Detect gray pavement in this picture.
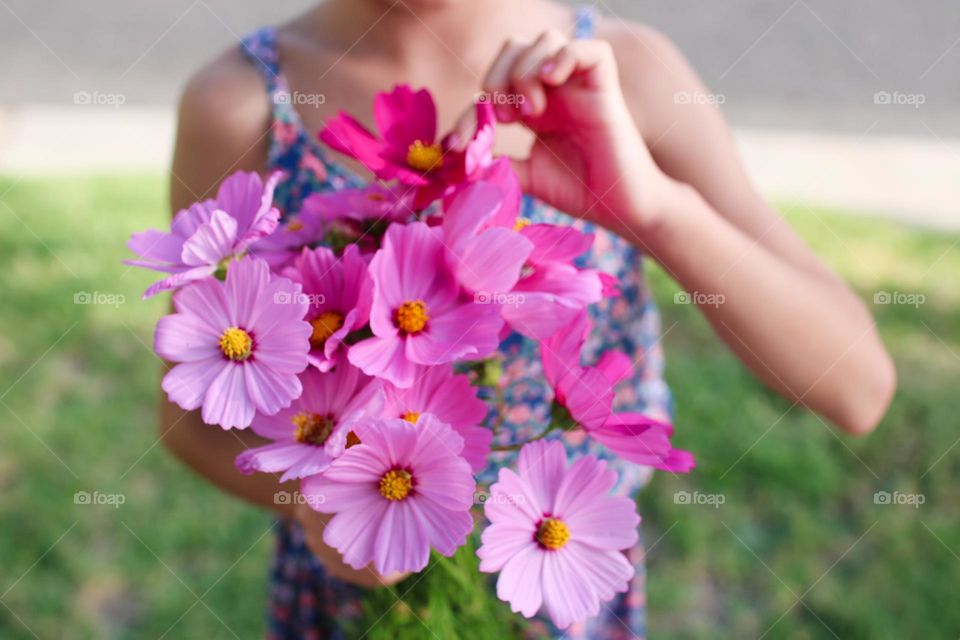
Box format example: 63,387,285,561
1,0,959,136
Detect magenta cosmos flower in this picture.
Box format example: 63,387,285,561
283,245,373,372
320,86,449,193
348,221,503,388
381,364,492,472
541,313,695,473
320,86,493,208
301,414,476,575
154,257,311,429
127,171,282,298
235,364,383,481
503,224,603,341
477,440,640,629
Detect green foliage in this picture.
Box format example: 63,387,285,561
0,176,957,638
348,537,532,640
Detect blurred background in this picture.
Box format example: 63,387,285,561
1,1,958,638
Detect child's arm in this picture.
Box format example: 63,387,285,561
484,28,895,435
161,50,404,588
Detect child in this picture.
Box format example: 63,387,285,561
162,1,895,637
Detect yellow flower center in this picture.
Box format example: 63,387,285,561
310,311,345,348
406,140,443,172
513,217,532,231
536,518,571,550
286,219,305,232
345,430,362,448
395,300,429,334
218,327,253,361
379,469,413,501
292,412,335,446
401,411,420,424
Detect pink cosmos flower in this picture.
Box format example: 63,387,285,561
250,212,326,273
348,221,503,388
477,440,640,629
301,414,476,574
541,313,694,472
154,257,311,429
381,364,492,472
235,364,383,481
503,224,603,341
442,182,532,298
127,171,282,298
283,245,373,372
300,183,415,226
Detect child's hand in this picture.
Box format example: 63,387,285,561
481,30,680,236
295,502,408,588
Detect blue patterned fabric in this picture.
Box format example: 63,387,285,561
241,9,667,638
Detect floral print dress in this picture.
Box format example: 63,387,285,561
240,7,669,639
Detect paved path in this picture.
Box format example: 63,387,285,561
1,0,959,136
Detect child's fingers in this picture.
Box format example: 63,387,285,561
448,102,478,152
509,30,568,118
540,39,618,88
482,39,528,123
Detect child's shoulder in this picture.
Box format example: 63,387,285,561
174,45,273,182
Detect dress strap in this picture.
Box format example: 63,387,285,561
239,27,302,127
239,27,281,90
573,5,599,39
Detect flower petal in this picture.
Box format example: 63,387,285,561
180,209,238,267
201,363,255,429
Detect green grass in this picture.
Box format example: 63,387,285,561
0,175,957,639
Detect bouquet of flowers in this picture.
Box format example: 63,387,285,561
126,85,694,629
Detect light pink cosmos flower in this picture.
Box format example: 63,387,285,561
541,313,695,473
283,245,373,372
301,415,476,575
348,222,503,388
503,224,603,342
381,364,492,472
477,440,640,629
127,171,282,298
154,257,311,429
235,364,383,481
442,182,532,298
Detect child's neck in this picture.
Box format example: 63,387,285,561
307,0,573,65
